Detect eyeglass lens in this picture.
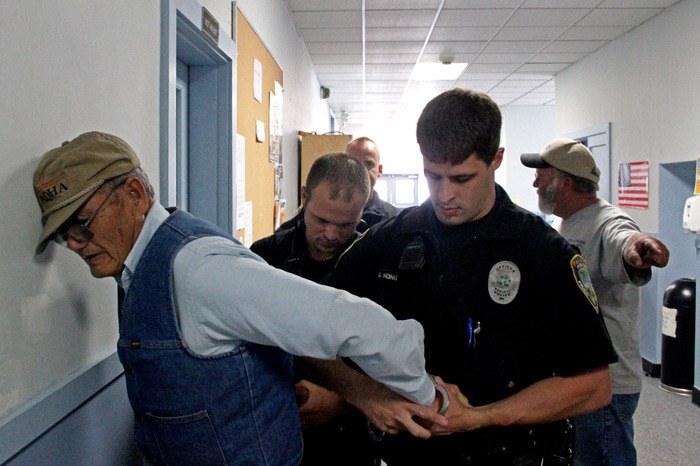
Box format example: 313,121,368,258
57,182,122,243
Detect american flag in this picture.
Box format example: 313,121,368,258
618,161,649,209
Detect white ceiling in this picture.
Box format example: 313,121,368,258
286,0,680,133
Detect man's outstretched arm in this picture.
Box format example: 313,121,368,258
303,357,448,438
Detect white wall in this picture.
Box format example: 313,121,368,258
0,0,329,434
237,0,332,210
556,0,700,233
0,0,160,423
501,105,556,213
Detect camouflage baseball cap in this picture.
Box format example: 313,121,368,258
33,131,140,254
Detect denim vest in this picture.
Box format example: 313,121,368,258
117,209,301,465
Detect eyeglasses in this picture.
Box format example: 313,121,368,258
56,181,124,243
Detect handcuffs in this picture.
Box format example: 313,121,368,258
429,374,450,416
367,374,449,441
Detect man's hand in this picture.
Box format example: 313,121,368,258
295,379,348,429
302,357,447,439
343,375,448,439
624,233,670,269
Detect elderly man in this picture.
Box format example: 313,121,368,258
32,131,447,465
345,137,398,230
521,138,669,466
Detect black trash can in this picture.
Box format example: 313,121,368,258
660,278,696,395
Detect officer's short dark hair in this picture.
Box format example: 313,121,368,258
305,152,370,204
416,88,502,165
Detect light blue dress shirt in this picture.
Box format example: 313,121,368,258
118,203,435,406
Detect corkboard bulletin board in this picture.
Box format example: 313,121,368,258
298,131,353,199
235,9,283,242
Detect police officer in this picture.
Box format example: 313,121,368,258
324,89,618,465
251,152,366,283
345,137,398,230
251,152,376,466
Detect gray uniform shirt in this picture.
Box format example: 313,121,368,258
118,203,435,405
558,199,650,394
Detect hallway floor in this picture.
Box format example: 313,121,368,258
636,374,700,465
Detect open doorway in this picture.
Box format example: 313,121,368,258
160,1,237,232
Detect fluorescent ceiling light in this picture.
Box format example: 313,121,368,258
411,62,468,81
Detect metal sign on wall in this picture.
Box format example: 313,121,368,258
202,7,219,44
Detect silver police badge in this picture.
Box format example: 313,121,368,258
488,260,521,305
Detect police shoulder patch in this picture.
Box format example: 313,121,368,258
488,260,521,305
570,254,599,313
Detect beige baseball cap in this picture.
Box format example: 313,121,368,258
33,131,140,254
520,138,600,189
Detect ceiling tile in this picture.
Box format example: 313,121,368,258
501,78,549,86
315,64,364,73
599,0,680,7
558,26,633,40
291,11,361,29
492,83,541,92
506,8,589,27
301,28,362,42
311,55,363,65
510,94,555,105
530,52,588,63
489,90,527,99
509,72,556,80
464,63,520,73
366,63,415,72
366,53,422,64
540,40,607,53
306,42,362,54
425,41,487,54
460,72,510,80
493,26,568,41
366,10,439,28
366,41,424,54
365,71,414,80
365,27,430,41
470,78,512,86
430,26,500,41
366,82,411,92
288,0,361,10
316,73,364,81
518,62,570,72
366,0,443,9
577,8,663,27
443,0,523,7
522,0,599,7
435,9,515,27
472,54,533,64
482,41,550,53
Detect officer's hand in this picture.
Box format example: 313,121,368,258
345,377,447,439
295,379,347,429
